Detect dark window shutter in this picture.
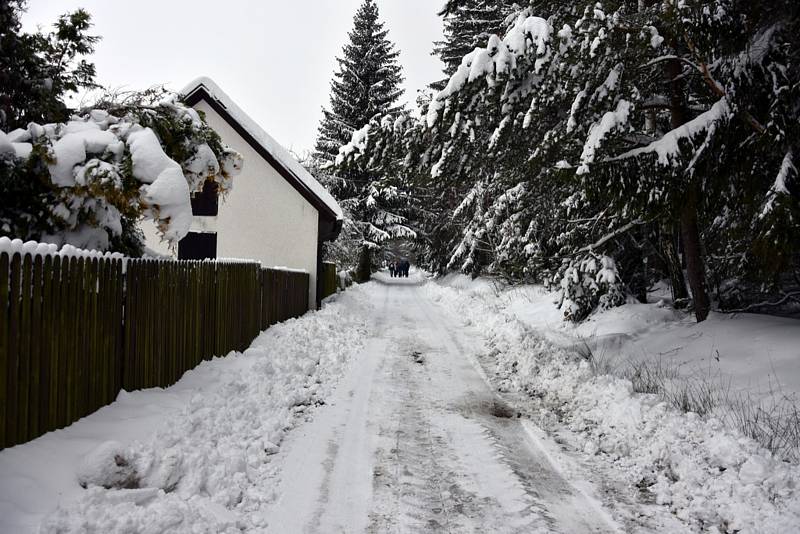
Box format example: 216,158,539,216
178,232,217,260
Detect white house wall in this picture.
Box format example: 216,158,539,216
141,101,320,307
197,99,319,306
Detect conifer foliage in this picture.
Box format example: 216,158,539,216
0,0,99,131
433,0,517,79
335,0,800,322
315,0,413,281
315,0,404,164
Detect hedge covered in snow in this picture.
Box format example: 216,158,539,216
0,97,242,253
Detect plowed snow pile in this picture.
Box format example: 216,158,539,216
0,290,371,533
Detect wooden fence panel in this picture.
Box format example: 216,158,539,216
87,258,98,415
18,254,33,443
28,256,42,441
6,254,21,447
47,256,60,432
38,256,50,436
320,262,337,301
0,252,311,450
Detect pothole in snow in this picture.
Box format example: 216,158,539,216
456,397,521,419
490,399,518,419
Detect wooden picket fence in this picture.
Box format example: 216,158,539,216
0,252,309,450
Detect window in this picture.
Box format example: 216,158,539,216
191,181,219,216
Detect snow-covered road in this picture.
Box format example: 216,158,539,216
4,272,797,533
261,274,622,533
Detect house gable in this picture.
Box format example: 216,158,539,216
181,79,342,242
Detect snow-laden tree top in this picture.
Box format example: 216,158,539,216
0,96,242,252
315,0,405,164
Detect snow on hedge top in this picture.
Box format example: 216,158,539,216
0,102,242,250
181,77,343,220
127,127,192,243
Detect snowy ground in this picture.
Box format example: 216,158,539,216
0,287,373,533
0,272,798,533
477,279,800,402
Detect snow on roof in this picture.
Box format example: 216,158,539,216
180,77,343,221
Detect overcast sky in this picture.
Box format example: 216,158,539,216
22,0,444,156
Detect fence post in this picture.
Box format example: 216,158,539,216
0,253,9,448
55,257,69,429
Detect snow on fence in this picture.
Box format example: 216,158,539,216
0,252,310,450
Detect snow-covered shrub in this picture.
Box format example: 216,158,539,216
0,95,242,253
554,253,625,321
77,441,139,490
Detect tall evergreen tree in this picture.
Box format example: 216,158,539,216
314,0,404,164
314,0,412,281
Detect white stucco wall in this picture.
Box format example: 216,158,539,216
142,100,319,307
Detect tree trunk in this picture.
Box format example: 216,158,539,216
660,222,689,305
666,56,710,322
680,188,710,321
356,245,372,282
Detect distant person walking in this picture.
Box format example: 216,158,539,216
389,262,396,277
400,259,410,278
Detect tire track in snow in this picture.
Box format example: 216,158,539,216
410,284,623,533
265,284,391,534
368,285,549,533
266,279,624,533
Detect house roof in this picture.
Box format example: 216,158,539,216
180,77,343,225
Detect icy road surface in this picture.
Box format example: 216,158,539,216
263,273,623,533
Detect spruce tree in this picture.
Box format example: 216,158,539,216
315,0,411,281
314,0,404,164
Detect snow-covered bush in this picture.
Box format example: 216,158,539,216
0,95,242,253
77,441,139,490
554,253,625,321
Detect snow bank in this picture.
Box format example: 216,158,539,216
0,287,373,533
425,278,800,532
